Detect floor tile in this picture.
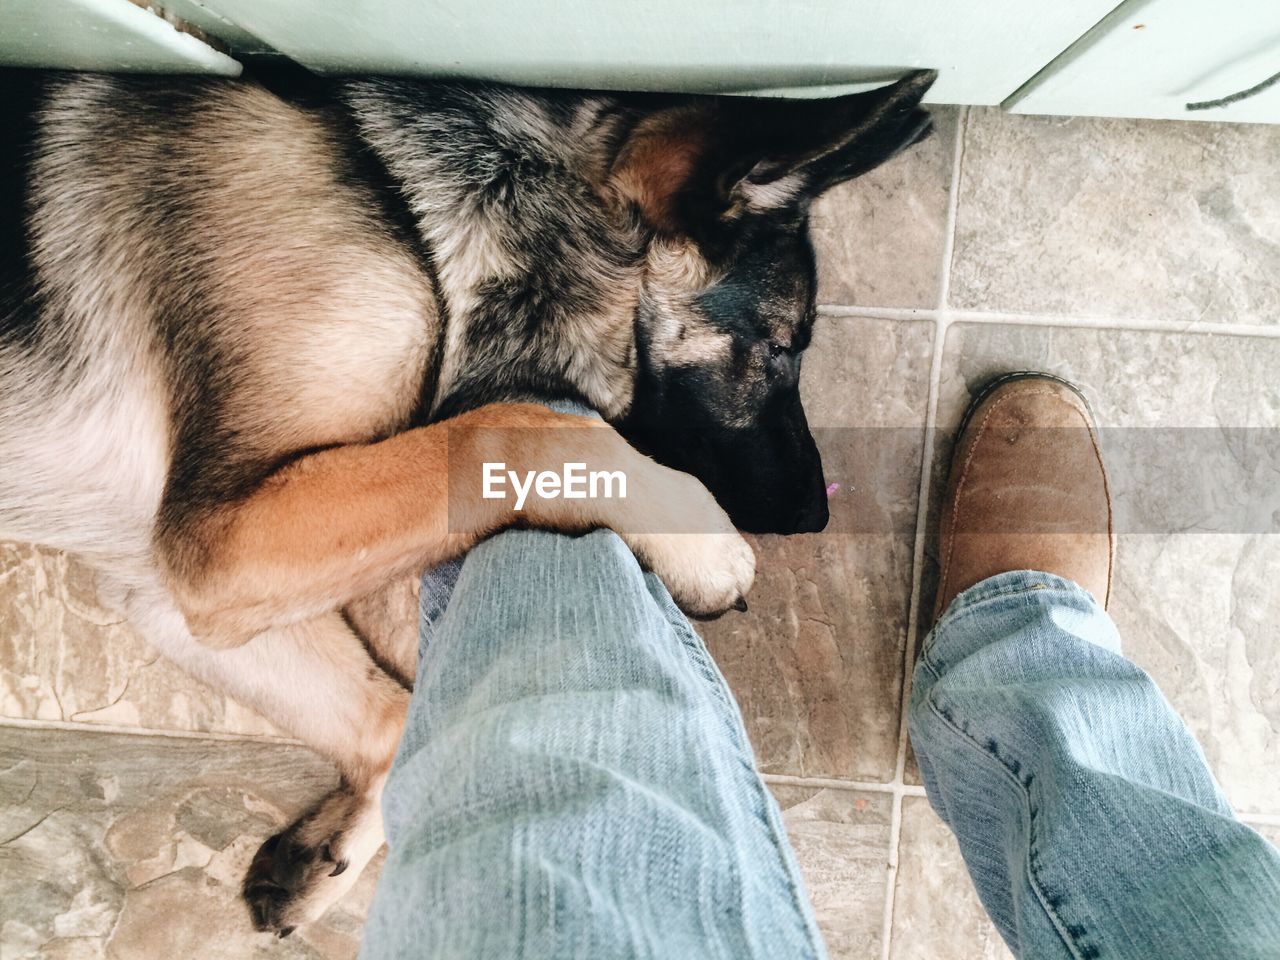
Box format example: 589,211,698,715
889,796,1013,960
1108,534,1280,814
902,739,923,786
811,108,957,309
700,316,933,781
950,109,1280,325
0,725,372,959
771,785,892,959
0,542,286,738
1255,823,1280,848
924,322,1280,812
890,805,1280,960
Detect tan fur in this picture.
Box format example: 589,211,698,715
610,108,707,232
640,238,734,368
159,403,751,647
344,575,422,686
111,575,411,928
192,84,438,446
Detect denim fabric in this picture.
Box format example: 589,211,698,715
910,570,1280,960
359,528,827,960
363,517,1280,959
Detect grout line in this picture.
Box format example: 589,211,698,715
0,714,303,746
891,314,950,786
948,309,1280,339
818,305,936,322
817,305,1280,340
893,102,967,786
878,310,950,960
934,106,967,314
762,773,927,797
878,105,968,960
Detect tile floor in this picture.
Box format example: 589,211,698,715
4,106,1280,959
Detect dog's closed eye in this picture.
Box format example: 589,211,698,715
764,340,800,383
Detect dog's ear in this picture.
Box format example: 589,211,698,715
609,70,937,235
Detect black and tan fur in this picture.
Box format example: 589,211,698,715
0,66,935,933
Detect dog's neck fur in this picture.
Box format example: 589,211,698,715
343,80,646,421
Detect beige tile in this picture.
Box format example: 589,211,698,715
901,565,939,788
950,109,1280,325
771,785,892,959
0,541,286,738
891,803,1280,960
811,108,957,310
937,324,1280,430
1109,534,1280,815
702,316,933,781
923,322,1280,813
1253,823,1280,848
902,741,923,786
889,797,1013,960
0,725,374,959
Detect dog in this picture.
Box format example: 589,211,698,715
0,65,936,934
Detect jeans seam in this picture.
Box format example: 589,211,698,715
920,673,1094,960
662,604,826,960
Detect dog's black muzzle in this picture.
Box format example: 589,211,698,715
709,393,830,535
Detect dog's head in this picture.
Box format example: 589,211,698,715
608,71,936,533
406,70,935,533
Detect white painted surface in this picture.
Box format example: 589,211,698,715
0,0,241,74
1009,0,1280,122
177,0,1120,104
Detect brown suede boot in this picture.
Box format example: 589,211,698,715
932,373,1114,622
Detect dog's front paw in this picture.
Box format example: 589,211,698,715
623,529,755,618
608,462,755,618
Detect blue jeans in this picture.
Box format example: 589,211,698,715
909,571,1280,959
359,534,1280,960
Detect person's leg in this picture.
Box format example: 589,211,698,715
359,527,826,960
909,375,1280,960
912,571,1280,960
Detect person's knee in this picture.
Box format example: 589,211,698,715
531,527,638,579
468,526,642,592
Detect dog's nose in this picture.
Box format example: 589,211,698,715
732,493,829,535
792,494,830,534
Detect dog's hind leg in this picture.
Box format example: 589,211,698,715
344,574,422,687
242,771,388,936
123,583,405,935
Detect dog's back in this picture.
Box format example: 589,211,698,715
0,73,438,566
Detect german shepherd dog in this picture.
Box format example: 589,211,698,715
0,66,935,933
